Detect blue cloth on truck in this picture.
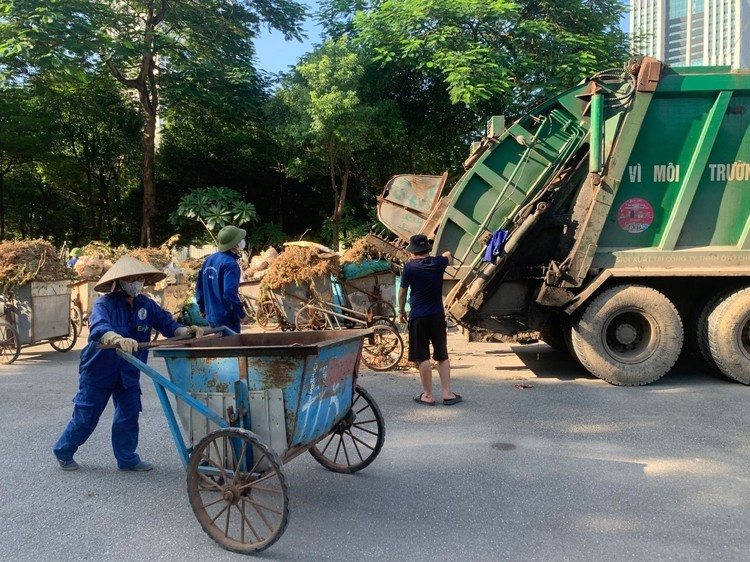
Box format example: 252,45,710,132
341,260,392,280
483,229,509,263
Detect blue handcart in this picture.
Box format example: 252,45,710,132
119,328,385,554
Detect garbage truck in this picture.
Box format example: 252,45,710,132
371,57,750,386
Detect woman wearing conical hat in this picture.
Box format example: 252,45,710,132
53,255,204,472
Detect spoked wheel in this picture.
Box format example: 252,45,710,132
366,300,396,322
362,317,404,371
50,320,78,352
70,304,84,334
240,295,256,323
0,324,21,365
294,304,327,330
256,298,282,331
187,427,290,554
309,386,385,473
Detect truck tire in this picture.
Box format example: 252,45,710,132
540,314,567,353
571,285,683,386
706,286,750,384
694,290,733,371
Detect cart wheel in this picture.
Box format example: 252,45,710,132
362,318,404,371
70,304,84,334
366,300,396,321
50,320,78,352
294,305,327,330
240,295,256,323
309,385,385,473
256,298,281,331
187,427,289,554
0,324,21,365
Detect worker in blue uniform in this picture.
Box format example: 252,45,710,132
66,247,84,268
195,225,248,334
53,255,204,472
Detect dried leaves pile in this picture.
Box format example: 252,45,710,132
82,241,125,262
341,238,384,264
261,246,341,291
129,247,172,269
0,239,73,293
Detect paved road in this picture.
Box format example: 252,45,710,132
1,328,749,561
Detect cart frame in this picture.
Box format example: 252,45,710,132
116,327,385,554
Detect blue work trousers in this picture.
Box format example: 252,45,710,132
53,381,143,469
210,319,240,335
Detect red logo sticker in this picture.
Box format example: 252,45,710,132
617,198,654,233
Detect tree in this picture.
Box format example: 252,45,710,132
41,76,142,241
275,37,394,250
169,186,259,245
353,0,631,113
1,0,306,245
0,87,49,239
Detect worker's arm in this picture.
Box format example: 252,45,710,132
398,286,408,324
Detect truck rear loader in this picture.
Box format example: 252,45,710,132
373,57,750,386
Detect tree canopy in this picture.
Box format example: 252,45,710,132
0,0,632,250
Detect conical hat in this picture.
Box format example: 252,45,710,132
94,255,167,293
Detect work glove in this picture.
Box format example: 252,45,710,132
175,325,204,338
101,331,139,353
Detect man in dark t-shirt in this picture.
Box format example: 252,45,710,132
398,234,462,406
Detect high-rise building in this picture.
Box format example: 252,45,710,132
630,0,750,69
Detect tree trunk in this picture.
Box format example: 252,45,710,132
106,0,164,248
329,157,350,252
0,171,5,240
140,108,157,247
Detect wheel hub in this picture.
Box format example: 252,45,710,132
614,323,638,345
222,485,241,505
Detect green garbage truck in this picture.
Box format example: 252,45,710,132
373,57,750,386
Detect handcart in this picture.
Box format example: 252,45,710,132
335,267,397,321
289,287,404,371
0,280,78,365
118,328,385,554
70,279,98,332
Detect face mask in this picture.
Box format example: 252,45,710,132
120,280,144,298
237,239,246,251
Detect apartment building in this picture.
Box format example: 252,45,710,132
630,0,750,68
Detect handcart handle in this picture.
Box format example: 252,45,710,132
98,326,225,349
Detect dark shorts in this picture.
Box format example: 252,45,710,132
408,314,449,363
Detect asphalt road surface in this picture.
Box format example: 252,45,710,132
1,327,749,561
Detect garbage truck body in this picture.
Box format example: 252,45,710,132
374,58,750,386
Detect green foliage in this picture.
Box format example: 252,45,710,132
319,204,370,248
170,187,259,242
353,0,631,112
247,222,288,253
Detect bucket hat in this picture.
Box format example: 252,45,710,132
94,255,166,293
69,247,84,258
217,225,247,252
406,234,432,254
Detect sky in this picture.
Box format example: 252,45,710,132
254,1,323,75
254,5,631,76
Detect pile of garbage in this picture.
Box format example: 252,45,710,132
243,247,279,281
340,237,386,264
0,239,74,293
260,243,340,291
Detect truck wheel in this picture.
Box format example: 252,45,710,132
694,290,734,371
706,286,750,384
571,285,683,385
540,314,567,353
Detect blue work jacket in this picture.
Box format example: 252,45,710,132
195,250,245,327
81,291,181,390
